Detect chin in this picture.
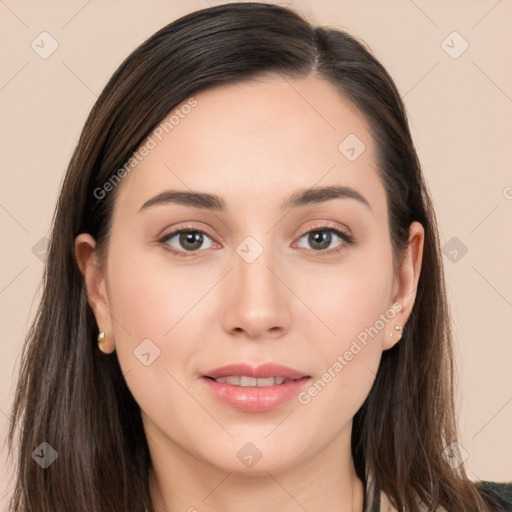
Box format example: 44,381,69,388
199,437,309,476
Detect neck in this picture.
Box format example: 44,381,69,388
146,419,365,512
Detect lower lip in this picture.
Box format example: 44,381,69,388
202,377,311,413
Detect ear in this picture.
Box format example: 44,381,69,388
383,221,424,350
74,233,116,354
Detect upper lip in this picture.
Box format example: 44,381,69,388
203,363,309,380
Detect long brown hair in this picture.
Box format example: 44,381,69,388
6,3,503,511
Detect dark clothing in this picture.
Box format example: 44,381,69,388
364,480,512,511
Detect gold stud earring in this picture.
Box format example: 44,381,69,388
97,331,105,349
394,325,402,341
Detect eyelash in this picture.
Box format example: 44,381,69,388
157,224,354,258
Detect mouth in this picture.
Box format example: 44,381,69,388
201,363,311,412
203,375,306,386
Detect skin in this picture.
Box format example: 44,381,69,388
76,74,423,512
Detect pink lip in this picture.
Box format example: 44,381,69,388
202,363,310,413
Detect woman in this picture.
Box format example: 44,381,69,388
7,3,511,511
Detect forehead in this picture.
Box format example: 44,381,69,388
112,74,386,220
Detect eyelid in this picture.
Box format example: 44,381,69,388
297,220,352,240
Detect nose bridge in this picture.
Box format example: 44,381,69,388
234,233,281,302
222,231,291,337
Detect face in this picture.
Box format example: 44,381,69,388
77,74,423,476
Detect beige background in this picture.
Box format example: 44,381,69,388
1,0,511,505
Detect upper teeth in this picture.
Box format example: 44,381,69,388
214,376,292,386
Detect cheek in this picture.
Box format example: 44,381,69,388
106,241,209,343
104,244,206,397
295,241,394,350
293,247,394,409
292,304,389,444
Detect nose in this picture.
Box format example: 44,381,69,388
221,240,292,340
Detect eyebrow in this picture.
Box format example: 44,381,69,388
138,185,371,213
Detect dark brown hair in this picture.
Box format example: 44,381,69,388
6,3,503,511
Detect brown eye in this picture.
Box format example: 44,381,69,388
296,227,353,253
308,230,333,250
177,231,205,251
160,228,216,256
